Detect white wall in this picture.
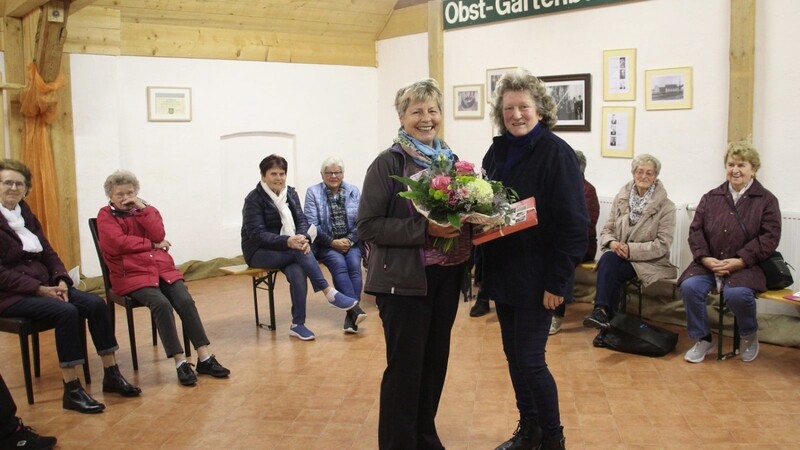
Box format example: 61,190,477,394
71,55,378,276
754,0,800,213
376,33,429,151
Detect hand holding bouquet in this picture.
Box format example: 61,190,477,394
391,154,517,251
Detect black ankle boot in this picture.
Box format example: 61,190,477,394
470,299,490,317
539,427,566,450
494,417,542,450
103,364,142,397
63,379,105,414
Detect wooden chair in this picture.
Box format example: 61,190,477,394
88,218,190,370
219,265,279,330
0,317,90,404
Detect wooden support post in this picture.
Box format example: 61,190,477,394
728,0,755,143
34,0,70,82
428,0,444,139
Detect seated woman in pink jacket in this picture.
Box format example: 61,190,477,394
97,170,230,386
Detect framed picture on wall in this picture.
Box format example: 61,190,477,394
540,73,591,131
645,66,693,110
486,67,517,102
603,48,636,101
453,84,484,119
147,86,192,122
601,106,635,158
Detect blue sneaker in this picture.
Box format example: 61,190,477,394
329,292,357,311
289,324,315,341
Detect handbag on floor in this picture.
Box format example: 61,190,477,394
600,312,678,357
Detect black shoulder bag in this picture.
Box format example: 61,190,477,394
727,198,794,290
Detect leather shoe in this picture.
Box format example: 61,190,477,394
469,299,490,317
103,364,142,397
63,379,105,414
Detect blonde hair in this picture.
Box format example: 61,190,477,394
725,141,761,173
394,78,443,117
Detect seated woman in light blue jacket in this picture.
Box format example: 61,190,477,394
304,157,367,334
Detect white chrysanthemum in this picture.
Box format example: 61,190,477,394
464,178,494,206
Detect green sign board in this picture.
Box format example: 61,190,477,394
443,0,632,30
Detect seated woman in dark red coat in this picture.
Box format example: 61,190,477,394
97,170,230,386
0,159,139,414
679,142,781,363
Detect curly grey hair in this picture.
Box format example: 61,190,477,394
103,170,140,198
631,154,662,176
394,78,443,117
490,68,558,133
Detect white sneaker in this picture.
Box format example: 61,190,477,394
684,339,714,363
549,316,563,335
741,332,759,362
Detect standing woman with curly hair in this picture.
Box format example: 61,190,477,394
480,69,588,450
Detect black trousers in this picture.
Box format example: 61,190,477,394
376,263,465,450
0,373,19,439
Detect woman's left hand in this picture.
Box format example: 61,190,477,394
57,280,70,301
543,291,563,310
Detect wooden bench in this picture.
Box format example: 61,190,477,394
219,265,280,330
718,288,797,360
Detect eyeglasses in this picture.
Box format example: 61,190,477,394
634,169,656,178
323,171,343,177
1,180,26,189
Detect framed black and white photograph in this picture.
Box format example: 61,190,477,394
645,66,693,110
540,73,591,131
486,67,517,102
603,48,636,101
147,86,192,122
453,84,484,119
601,106,635,158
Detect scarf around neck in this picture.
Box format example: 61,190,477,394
1,204,44,252
395,129,454,168
261,182,296,236
628,180,658,226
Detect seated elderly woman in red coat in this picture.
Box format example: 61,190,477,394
679,141,781,363
0,159,139,414
96,170,230,386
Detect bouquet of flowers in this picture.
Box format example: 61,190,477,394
391,154,518,251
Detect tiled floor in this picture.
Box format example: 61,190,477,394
2,274,800,449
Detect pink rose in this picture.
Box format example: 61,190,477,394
431,175,451,191
454,161,475,175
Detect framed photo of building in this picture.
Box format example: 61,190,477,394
486,67,517,102
645,67,693,110
601,106,635,158
453,84,484,119
147,87,192,122
603,48,636,101
540,73,591,131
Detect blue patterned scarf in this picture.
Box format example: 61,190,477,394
395,129,454,168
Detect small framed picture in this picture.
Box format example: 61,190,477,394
147,87,192,122
601,106,635,158
603,48,636,101
486,67,518,102
453,84,484,119
540,73,591,131
645,66,693,110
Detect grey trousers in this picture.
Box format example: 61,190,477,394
128,279,210,358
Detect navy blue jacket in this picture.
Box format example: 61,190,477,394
480,128,589,307
240,184,310,265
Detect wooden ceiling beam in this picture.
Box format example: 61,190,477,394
5,0,49,17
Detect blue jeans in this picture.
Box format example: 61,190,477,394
1,288,119,367
680,273,758,339
495,301,561,438
249,248,330,325
316,246,363,300
595,251,637,315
